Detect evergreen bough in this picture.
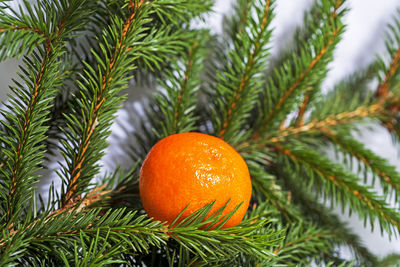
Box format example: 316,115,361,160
0,0,399,265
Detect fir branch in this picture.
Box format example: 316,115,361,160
272,0,348,127
165,202,282,265
129,26,198,71
274,143,400,236
291,0,350,125
249,161,302,222
322,130,400,202
222,0,251,40
170,219,279,265
378,253,400,267
0,208,168,265
0,0,90,225
212,0,274,143
2,0,400,264
280,166,378,265
0,201,281,265
171,42,200,134
237,103,383,152
151,0,213,24
0,1,48,61
323,262,355,267
267,104,383,144
153,38,205,138
376,9,400,100
310,66,376,122
59,0,152,206
59,1,206,206
254,0,346,135
377,47,400,100
271,223,335,265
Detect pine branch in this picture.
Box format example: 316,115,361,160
274,142,400,236
153,38,206,138
254,0,346,135
249,161,302,222
322,130,400,203
59,1,209,207
378,253,400,267
0,208,167,265
0,200,281,265
0,0,91,225
376,9,400,100
0,1,49,61
280,166,378,265
58,0,154,206
237,103,384,153
310,67,376,122
211,0,274,144
163,202,282,266
271,223,336,265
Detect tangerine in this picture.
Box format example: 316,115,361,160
139,132,252,228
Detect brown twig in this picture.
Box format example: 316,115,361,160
0,25,49,42
294,90,311,126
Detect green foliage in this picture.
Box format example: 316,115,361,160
166,202,282,266
256,0,346,132
283,170,378,265
0,1,45,61
153,37,207,138
1,0,400,265
277,142,400,235
376,9,400,96
0,0,91,225
272,223,336,265
57,0,201,206
211,0,275,144
310,67,376,121
378,253,400,267
326,132,400,201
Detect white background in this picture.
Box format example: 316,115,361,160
1,0,400,259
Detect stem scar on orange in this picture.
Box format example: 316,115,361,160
139,132,252,228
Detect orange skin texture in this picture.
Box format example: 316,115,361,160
139,132,252,228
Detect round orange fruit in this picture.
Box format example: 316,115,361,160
139,132,252,228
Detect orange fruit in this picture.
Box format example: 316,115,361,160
139,132,252,228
